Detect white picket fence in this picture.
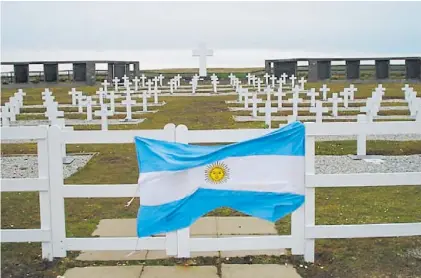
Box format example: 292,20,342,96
1,121,421,262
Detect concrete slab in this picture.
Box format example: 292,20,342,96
141,265,218,278
146,250,219,260
64,266,143,278
91,217,217,237
221,264,301,278
76,250,147,261
216,217,277,235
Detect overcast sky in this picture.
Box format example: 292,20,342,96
1,1,420,68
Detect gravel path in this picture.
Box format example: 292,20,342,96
1,154,94,179
1,154,419,180
315,155,421,174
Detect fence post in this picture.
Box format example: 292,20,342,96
357,115,367,156
162,123,179,256
47,125,67,257
304,123,316,262
37,125,54,260
174,124,191,258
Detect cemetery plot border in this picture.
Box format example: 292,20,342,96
1,121,420,263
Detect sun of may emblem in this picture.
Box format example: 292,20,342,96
204,161,230,184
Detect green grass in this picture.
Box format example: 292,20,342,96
1,81,421,278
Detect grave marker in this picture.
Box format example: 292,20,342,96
251,91,263,118
158,74,165,87
246,73,253,85
270,75,277,88
281,73,288,84
140,74,147,87
211,74,219,93
264,73,270,85
258,100,277,128
320,84,330,101
242,88,253,108
289,75,297,88
288,94,303,117
264,86,272,101
133,76,140,92
82,96,96,121
348,84,357,100
298,77,307,91
101,80,110,92
228,73,235,86
68,88,80,105
192,43,213,76
94,104,113,131
122,95,136,120
113,77,120,92
340,89,351,108
106,90,116,113
275,87,287,108
146,79,153,92
328,93,343,117
256,78,262,93
309,101,328,123
141,91,149,112
96,87,107,106
306,88,319,107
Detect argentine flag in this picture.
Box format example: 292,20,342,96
134,122,305,237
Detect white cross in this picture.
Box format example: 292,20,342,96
192,43,213,76
360,98,377,121
94,104,113,131
348,84,357,101
122,74,129,84
289,75,297,88
276,78,284,90
402,84,412,99
275,87,287,108
141,91,149,112
189,78,198,94
319,84,330,101
146,79,153,92
409,97,421,117
251,75,256,87
270,75,277,88
82,96,96,121
158,74,165,87
152,88,160,104
264,73,270,85
101,80,110,92
234,79,242,93
113,77,120,92
106,90,116,113
258,100,277,128
228,73,235,86
264,86,272,101
251,91,263,118
328,93,343,117
298,77,307,91
153,76,159,91
176,74,181,87
246,73,253,85
122,95,136,120
168,79,175,95
288,94,303,118
292,85,301,99
211,75,219,94
281,73,288,84
256,78,262,93
340,89,352,108
133,76,140,92
309,101,328,123
77,94,87,113
69,88,78,105
306,88,319,107
1,105,13,125
96,87,107,106
9,97,20,114
45,102,64,122
140,74,147,87
15,89,26,107
242,88,253,108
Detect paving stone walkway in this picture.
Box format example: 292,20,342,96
76,217,284,261
64,264,301,278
